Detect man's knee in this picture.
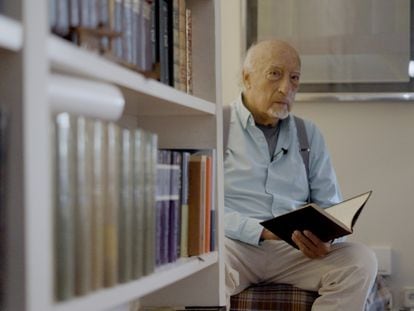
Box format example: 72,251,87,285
332,241,378,280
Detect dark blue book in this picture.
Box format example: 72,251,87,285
156,149,171,265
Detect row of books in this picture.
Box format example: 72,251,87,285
54,113,158,301
49,0,193,93
53,113,216,301
0,106,8,311
156,149,216,267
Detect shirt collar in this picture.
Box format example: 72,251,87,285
235,93,254,129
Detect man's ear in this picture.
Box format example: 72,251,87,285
242,69,251,90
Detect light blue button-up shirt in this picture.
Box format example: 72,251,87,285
224,95,342,245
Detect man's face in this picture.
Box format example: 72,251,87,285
243,43,301,125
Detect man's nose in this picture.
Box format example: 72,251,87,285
277,76,291,95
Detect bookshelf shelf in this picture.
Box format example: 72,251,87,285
0,14,22,51
53,252,218,311
49,36,216,116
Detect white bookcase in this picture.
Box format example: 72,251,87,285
0,0,225,310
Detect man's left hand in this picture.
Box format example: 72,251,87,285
291,230,331,259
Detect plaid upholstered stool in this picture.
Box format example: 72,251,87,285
230,283,319,311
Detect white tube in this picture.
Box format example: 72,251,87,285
49,74,125,121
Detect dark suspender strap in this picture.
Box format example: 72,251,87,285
223,105,232,155
293,116,311,202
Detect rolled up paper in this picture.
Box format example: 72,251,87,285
49,74,125,121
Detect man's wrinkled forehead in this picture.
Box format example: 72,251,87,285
251,41,301,71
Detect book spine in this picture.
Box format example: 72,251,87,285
113,0,124,60
178,0,187,91
104,122,120,286
131,0,140,68
68,0,80,27
54,113,76,300
54,0,70,36
172,0,180,89
150,0,159,66
98,0,110,51
131,129,145,279
179,151,190,257
122,0,134,64
118,128,133,282
143,132,158,274
187,155,206,256
90,120,106,290
204,155,212,253
158,0,170,85
80,0,91,27
138,0,154,71
98,0,110,26
89,0,99,28
156,150,171,265
185,8,192,94
169,151,181,262
74,117,93,296
209,151,217,252
49,0,57,30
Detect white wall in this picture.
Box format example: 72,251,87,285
221,2,414,309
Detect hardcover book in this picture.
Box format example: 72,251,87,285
187,154,206,256
104,122,121,286
185,8,192,94
143,132,158,275
260,191,372,249
131,128,145,279
179,151,190,257
169,151,182,262
54,113,76,300
74,116,93,296
90,120,106,290
118,128,133,282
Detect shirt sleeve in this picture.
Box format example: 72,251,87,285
224,205,263,245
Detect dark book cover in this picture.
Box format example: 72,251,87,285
168,151,182,262
179,151,190,257
158,0,173,85
260,191,372,249
150,0,160,65
156,149,171,265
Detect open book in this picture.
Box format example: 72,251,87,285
260,191,372,249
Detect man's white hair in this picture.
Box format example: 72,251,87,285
240,42,259,91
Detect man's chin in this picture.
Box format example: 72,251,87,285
268,111,289,120
278,111,290,120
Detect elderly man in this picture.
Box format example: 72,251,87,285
224,39,377,310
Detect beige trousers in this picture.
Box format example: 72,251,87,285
225,237,378,311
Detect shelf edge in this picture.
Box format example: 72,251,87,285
53,252,218,311
48,35,216,115
0,14,23,51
